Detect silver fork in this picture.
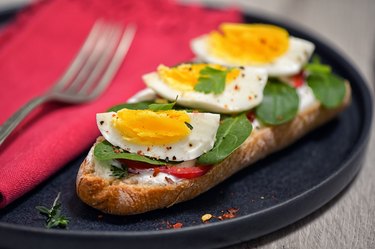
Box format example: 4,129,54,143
0,21,136,146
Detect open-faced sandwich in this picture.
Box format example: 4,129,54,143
76,23,351,215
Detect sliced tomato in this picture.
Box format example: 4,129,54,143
118,159,156,169
292,71,305,88
158,165,212,179
119,159,212,179
246,111,256,122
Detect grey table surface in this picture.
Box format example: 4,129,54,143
193,0,375,248
2,0,375,248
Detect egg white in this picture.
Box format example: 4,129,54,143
191,35,315,77
142,67,267,114
96,111,220,161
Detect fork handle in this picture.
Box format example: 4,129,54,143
0,96,48,146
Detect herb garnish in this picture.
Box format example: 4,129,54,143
305,56,346,108
185,122,194,130
110,165,128,179
94,140,166,165
148,100,176,111
107,101,153,112
35,192,69,229
255,79,299,125
197,114,252,165
194,66,228,94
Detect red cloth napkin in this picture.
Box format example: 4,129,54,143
0,0,241,208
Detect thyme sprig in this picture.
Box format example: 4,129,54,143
35,192,69,229
110,164,128,179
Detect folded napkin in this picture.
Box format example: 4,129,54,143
0,0,241,208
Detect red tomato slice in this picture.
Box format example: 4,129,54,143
118,159,156,169
292,71,305,88
246,111,256,122
119,159,212,179
158,165,212,179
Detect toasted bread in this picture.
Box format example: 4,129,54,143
76,83,351,215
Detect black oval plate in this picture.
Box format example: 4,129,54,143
0,10,373,249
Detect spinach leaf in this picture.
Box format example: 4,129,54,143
304,55,332,74
108,100,176,112
304,63,331,74
94,140,166,165
197,114,252,165
107,101,152,112
307,72,346,108
304,55,346,108
148,101,176,111
194,66,227,94
255,79,299,125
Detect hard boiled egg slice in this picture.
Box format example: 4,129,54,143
191,23,315,77
143,63,267,114
97,109,220,162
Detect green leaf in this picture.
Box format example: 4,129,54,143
107,101,153,112
303,55,332,74
185,122,193,130
255,79,299,125
148,101,175,111
110,165,128,179
35,206,50,215
108,100,177,112
304,63,331,74
36,192,69,229
94,140,166,165
307,72,346,108
194,66,227,94
197,114,252,165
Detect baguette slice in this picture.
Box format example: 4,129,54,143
76,83,351,215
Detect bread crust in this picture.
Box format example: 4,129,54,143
76,83,351,215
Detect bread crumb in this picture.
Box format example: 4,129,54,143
201,214,213,223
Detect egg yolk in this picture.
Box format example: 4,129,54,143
208,23,289,65
157,63,240,91
113,109,191,145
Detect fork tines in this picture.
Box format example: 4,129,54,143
52,21,136,102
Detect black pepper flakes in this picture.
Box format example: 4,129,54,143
99,121,104,125
165,177,174,184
